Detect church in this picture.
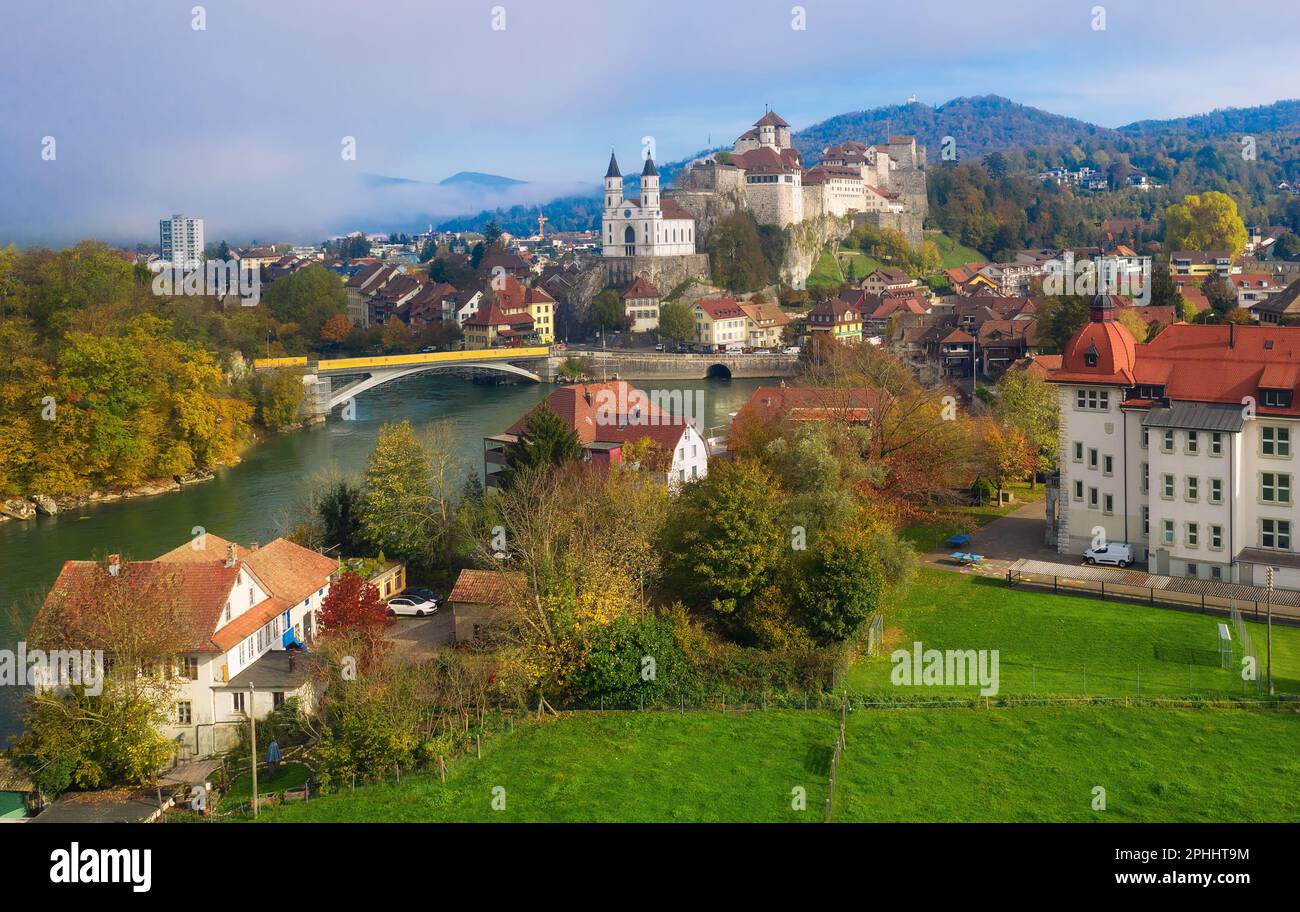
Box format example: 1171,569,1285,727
601,152,697,258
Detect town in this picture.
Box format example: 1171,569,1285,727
0,2,1295,889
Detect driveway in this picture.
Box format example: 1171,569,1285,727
384,610,455,663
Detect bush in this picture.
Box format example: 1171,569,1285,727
571,613,689,708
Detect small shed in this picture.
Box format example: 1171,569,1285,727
0,759,35,819
447,569,525,643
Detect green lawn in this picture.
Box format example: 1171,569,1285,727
254,712,833,823
807,248,844,288
835,705,1300,822
900,483,1043,551
247,706,1299,822
220,762,311,811
845,568,1300,698
925,229,985,270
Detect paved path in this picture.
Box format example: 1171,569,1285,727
919,498,1062,579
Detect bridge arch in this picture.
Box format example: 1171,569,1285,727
705,363,733,380
324,361,541,412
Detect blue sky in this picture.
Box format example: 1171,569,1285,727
1,0,1297,244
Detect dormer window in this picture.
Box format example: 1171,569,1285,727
1262,389,1293,409
1084,345,1099,368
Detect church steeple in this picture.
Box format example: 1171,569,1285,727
604,150,624,210
640,156,660,209
605,150,621,178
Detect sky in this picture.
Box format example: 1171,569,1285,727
2,0,1298,245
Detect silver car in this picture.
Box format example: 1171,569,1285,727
386,595,439,617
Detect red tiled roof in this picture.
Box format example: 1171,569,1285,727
696,297,747,320
448,569,525,607
621,276,660,300
735,386,887,424
660,198,696,221
212,596,292,652
504,382,694,452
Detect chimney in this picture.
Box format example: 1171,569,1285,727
250,541,260,551
225,543,237,568
107,554,121,577
1229,321,1236,349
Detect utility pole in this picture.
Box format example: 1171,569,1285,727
249,683,258,818
1267,566,1275,696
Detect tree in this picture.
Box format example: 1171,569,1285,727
1164,192,1248,258
797,523,894,644
589,289,626,334
1272,231,1300,261
979,422,1034,502
360,420,436,565
993,370,1059,485
317,570,391,669
708,213,771,292
319,478,368,555
320,313,353,346
1034,292,1091,353
502,403,581,486
656,300,694,343
1201,273,1237,315
661,459,788,642
263,264,349,341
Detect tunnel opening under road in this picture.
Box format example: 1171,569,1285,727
706,363,733,380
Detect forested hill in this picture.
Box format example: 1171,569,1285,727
794,95,1116,162
1119,99,1300,138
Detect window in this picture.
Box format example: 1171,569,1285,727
1088,487,1099,508
224,601,231,623
1186,522,1199,547
1103,455,1114,475
1211,432,1224,456
1209,478,1223,504
1186,563,1199,578
1186,431,1199,454
1212,566,1223,580
248,586,255,607
1073,480,1084,500
1263,389,1293,409
1141,462,1148,493
1186,476,1199,501
180,656,198,680
1142,506,1150,537
1210,524,1223,549
1262,472,1291,504
1161,429,1175,453
1141,428,1149,449
1075,389,1109,411
1162,474,1175,499
1262,519,1292,550
1103,493,1114,514
232,692,246,714
176,701,192,725
1073,441,1084,462
273,692,285,710
1262,426,1291,457
1162,519,1175,545
1088,448,1099,469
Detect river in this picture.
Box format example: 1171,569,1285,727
0,374,765,742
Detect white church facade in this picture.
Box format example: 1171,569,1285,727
601,152,696,258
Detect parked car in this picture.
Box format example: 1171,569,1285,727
1083,542,1133,568
386,595,439,617
754,348,772,354
400,587,439,602
782,346,801,355
654,343,664,352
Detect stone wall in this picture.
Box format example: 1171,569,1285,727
853,209,924,249
550,351,798,381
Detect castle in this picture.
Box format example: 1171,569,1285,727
597,109,928,288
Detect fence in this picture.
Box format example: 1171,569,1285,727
823,701,847,823
1005,559,1300,627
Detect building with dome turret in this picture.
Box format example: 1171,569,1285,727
1049,293,1300,588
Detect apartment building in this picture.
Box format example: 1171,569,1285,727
1051,294,1300,588
160,214,204,270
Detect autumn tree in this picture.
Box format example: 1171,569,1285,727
1164,191,1248,259
993,369,1060,485
320,313,353,346
656,300,695,344
360,420,437,566
317,570,391,668
978,422,1035,502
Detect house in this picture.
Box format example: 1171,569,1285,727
445,569,525,643
805,297,863,342
484,381,709,488
856,289,929,337
1228,273,1285,312
976,261,1042,296
732,384,885,427
34,534,338,758
1252,280,1300,324
621,276,661,333
737,299,791,349
693,297,750,348
860,268,918,297
976,319,1039,375
938,329,977,378
480,251,532,280
1170,251,1234,278
490,275,556,343
463,299,535,349
1049,294,1300,587
344,263,401,327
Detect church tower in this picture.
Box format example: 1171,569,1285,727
641,156,660,210
604,151,623,209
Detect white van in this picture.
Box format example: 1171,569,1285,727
1083,542,1134,568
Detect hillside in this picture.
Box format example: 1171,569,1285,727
793,95,1117,162
1120,99,1300,138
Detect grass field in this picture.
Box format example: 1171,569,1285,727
926,229,985,270
835,705,1300,822
248,706,1300,823
844,567,1300,698
807,248,844,288
219,762,311,812
899,483,1043,551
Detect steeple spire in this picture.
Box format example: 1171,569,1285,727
605,150,621,178
641,156,658,177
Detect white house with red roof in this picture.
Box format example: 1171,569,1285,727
36,534,338,757
1050,293,1300,587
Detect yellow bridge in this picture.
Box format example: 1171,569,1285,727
254,346,551,415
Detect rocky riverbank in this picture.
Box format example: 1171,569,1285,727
0,467,223,521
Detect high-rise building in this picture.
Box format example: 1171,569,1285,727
160,214,204,270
